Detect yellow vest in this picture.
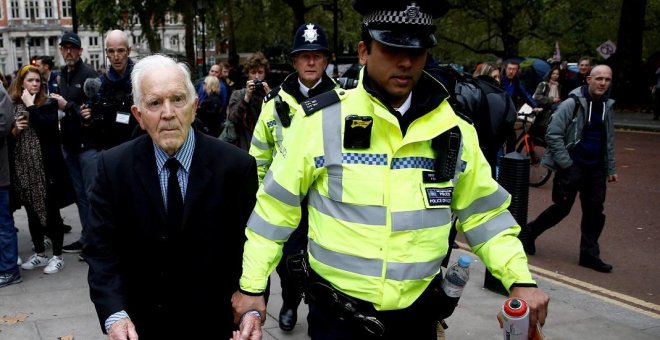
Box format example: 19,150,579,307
240,70,535,311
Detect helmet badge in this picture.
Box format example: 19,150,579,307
405,2,420,21
302,23,319,43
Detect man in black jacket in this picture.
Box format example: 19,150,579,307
49,32,98,255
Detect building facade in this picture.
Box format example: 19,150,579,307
0,0,186,77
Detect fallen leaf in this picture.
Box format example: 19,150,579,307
58,335,74,340
1,312,29,324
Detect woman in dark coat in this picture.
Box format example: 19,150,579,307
9,65,74,274
196,75,225,137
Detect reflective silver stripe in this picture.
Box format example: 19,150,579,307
455,185,510,222
309,239,382,277
255,159,270,166
322,103,343,201
247,211,296,241
463,211,518,246
386,257,443,281
310,239,443,281
272,104,285,143
308,189,386,226
263,171,301,207
391,208,451,231
251,137,269,151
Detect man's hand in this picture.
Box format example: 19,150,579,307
504,287,549,340
230,313,262,340
107,317,138,340
231,290,266,324
608,174,618,183
49,93,68,110
231,291,266,340
81,105,93,120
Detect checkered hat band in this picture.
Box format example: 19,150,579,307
363,10,433,26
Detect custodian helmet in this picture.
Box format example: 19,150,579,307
290,23,330,56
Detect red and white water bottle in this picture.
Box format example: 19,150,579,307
502,297,529,340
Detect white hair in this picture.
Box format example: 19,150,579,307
131,54,196,107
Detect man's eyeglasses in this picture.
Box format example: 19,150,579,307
60,46,80,52
106,48,128,56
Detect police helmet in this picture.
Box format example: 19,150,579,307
291,23,330,56
352,0,449,49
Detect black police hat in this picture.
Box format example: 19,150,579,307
291,23,330,55
353,0,449,49
60,32,82,48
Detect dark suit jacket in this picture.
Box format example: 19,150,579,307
85,129,258,339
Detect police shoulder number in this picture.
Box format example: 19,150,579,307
301,90,342,116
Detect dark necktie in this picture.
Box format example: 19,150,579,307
165,158,183,230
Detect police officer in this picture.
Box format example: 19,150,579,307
249,22,337,332
232,1,549,339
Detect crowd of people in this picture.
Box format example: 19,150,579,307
0,0,638,339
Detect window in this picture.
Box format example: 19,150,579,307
0,34,3,48
89,36,98,46
44,0,54,18
49,37,57,46
15,38,21,48
132,35,142,45
170,35,179,47
62,0,71,18
17,57,23,67
10,0,20,18
25,0,38,19
89,54,100,71
32,37,41,47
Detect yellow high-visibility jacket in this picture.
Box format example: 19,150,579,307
240,69,535,311
249,72,337,184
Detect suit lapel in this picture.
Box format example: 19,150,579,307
133,137,168,225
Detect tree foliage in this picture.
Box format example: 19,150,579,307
75,0,660,107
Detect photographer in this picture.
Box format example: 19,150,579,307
61,29,137,255
225,51,271,150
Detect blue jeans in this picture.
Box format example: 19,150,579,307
63,148,99,244
0,187,18,275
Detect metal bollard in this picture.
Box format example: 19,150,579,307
483,152,529,295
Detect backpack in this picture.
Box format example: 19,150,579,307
424,65,517,158
533,94,581,139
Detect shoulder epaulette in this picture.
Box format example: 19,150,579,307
301,90,341,116
263,86,282,103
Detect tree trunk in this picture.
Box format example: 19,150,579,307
612,0,647,108
226,0,239,68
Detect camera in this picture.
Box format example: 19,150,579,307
253,79,263,88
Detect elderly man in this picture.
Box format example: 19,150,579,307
232,1,549,339
84,54,258,339
62,29,138,255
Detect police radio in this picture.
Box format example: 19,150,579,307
432,126,461,182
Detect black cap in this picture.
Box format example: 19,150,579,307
291,23,330,55
59,32,82,48
353,0,449,49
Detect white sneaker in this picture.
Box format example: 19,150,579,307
17,256,22,266
31,237,52,252
43,256,64,274
21,254,49,270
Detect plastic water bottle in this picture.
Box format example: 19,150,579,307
436,254,472,322
441,254,472,298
